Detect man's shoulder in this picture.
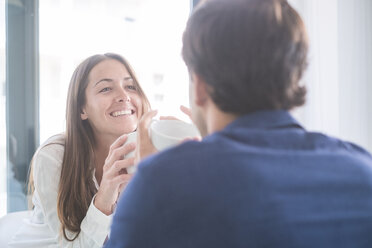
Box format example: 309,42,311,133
140,139,213,167
308,131,372,160
136,128,372,177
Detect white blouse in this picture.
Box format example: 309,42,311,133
8,134,112,248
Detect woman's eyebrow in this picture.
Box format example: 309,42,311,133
94,77,132,87
94,78,113,87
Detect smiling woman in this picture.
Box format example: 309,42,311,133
81,59,143,138
7,53,151,247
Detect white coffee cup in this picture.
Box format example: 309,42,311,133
124,131,137,174
149,119,200,151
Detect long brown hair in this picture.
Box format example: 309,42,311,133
56,53,150,241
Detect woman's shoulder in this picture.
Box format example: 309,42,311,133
40,133,65,147
38,133,65,152
31,134,66,188
33,133,66,169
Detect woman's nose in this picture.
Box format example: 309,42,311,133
117,88,130,102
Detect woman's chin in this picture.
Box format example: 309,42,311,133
116,127,137,135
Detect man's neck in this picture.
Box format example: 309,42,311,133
205,102,238,134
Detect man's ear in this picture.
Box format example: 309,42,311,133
191,73,209,107
80,109,88,120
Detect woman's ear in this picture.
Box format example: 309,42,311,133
80,109,88,120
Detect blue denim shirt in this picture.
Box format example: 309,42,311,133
106,110,372,248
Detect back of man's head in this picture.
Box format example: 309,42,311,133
182,0,308,115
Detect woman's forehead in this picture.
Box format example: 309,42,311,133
88,59,131,83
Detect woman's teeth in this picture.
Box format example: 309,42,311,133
111,110,132,117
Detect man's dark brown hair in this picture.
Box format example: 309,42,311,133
182,0,308,115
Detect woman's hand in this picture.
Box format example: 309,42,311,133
94,134,135,215
134,106,200,164
180,105,192,119
158,105,193,123
160,105,201,143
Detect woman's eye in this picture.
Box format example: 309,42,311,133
126,85,137,91
99,87,111,93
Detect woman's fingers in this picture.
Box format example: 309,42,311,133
105,157,136,178
181,136,202,143
104,142,136,171
109,134,128,153
180,105,198,125
180,105,192,118
117,174,134,193
159,116,180,121
113,174,132,185
95,172,132,215
159,106,192,121
104,134,129,164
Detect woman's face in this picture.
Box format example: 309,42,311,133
81,59,143,140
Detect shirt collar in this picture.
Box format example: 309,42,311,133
225,110,303,131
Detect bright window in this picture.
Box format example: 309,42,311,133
39,0,191,143
0,0,7,217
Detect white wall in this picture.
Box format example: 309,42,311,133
290,0,372,152
338,0,372,152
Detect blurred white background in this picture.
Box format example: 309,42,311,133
290,0,372,151
1,0,371,217
39,0,191,143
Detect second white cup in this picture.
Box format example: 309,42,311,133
149,119,200,151
124,131,137,174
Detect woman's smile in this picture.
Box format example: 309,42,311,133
110,109,133,117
